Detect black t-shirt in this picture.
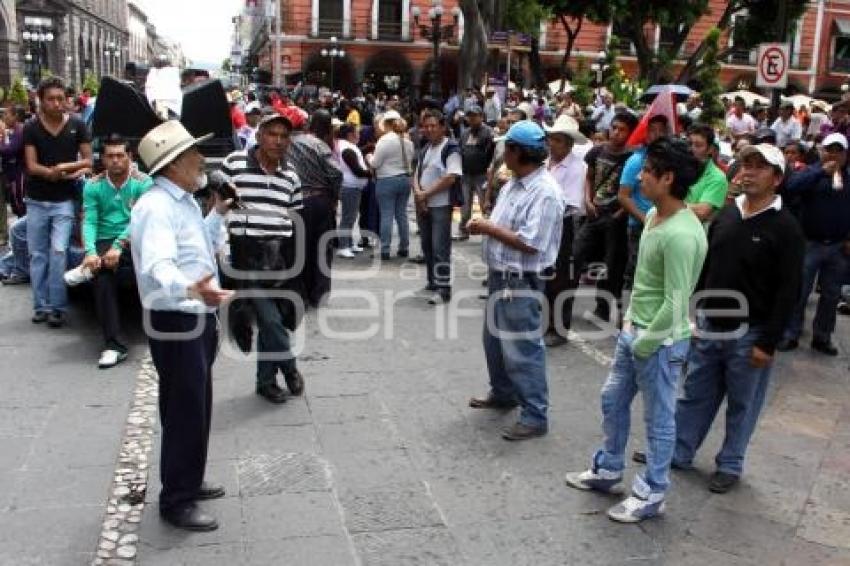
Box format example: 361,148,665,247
584,144,632,212
23,115,91,202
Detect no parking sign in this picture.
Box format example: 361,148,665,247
756,43,789,89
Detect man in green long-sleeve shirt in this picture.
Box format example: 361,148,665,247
565,137,708,524
81,135,152,368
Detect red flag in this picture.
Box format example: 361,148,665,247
626,86,680,146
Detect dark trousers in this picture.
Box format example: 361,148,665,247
624,223,643,288
784,240,850,343
359,179,380,239
148,310,217,513
563,212,628,328
92,239,133,347
253,296,297,389
418,205,452,293
544,216,576,335
302,194,335,306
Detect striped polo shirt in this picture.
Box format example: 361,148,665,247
220,148,303,238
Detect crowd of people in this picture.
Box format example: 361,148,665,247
0,74,848,531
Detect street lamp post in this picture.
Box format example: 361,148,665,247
22,26,55,85
590,50,609,104
320,36,345,92
412,0,460,100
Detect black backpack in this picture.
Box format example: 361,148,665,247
417,140,464,208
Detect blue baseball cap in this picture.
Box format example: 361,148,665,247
504,120,546,150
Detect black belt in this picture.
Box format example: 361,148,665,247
302,188,329,198
489,270,541,280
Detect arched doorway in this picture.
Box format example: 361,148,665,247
302,49,356,96
420,52,458,100
363,49,412,95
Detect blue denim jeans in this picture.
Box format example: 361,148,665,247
784,241,849,343
674,322,773,476
594,328,689,496
253,296,297,389
418,205,452,292
338,185,362,249
375,175,411,255
26,199,74,313
0,215,29,279
482,272,548,428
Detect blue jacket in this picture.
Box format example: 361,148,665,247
784,163,850,242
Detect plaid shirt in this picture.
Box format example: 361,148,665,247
483,166,564,273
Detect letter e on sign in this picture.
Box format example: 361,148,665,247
756,43,789,89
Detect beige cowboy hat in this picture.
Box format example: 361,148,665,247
543,115,588,144
138,121,213,175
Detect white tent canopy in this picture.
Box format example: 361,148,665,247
782,93,831,111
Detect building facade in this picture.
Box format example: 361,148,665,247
244,0,850,99
13,0,129,89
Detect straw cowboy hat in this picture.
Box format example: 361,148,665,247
138,120,213,175
543,115,588,144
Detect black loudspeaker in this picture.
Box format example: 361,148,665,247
91,76,163,144
181,79,236,158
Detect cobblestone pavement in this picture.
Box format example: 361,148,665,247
0,237,849,566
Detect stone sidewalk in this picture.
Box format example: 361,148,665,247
0,238,849,566
134,239,850,566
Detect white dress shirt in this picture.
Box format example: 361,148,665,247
130,176,225,313
547,152,588,215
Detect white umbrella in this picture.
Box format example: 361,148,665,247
548,79,573,93
721,90,769,107
782,93,831,111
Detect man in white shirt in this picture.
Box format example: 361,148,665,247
771,101,803,148
726,98,757,140
591,93,616,133
542,116,588,347
132,121,234,532
413,109,463,305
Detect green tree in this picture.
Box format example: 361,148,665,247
221,58,231,73
82,72,100,96
503,0,550,89
676,0,807,84
538,0,612,93
603,39,646,107
457,0,492,90
8,76,28,105
569,61,594,106
694,28,724,124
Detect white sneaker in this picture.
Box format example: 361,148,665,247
98,349,128,369
64,265,94,287
336,248,356,258
564,468,625,494
351,244,364,253
606,493,666,523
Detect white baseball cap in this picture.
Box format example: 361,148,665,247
822,132,848,150
739,143,786,174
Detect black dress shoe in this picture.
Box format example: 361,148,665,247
284,369,305,396
811,339,839,356
161,503,219,531
256,383,288,404
501,422,548,441
708,471,740,494
776,338,798,352
469,394,518,410
631,450,691,470
197,482,226,500
31,311,48,324
47,311,65,328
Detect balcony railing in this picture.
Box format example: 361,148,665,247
376,21,405,41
